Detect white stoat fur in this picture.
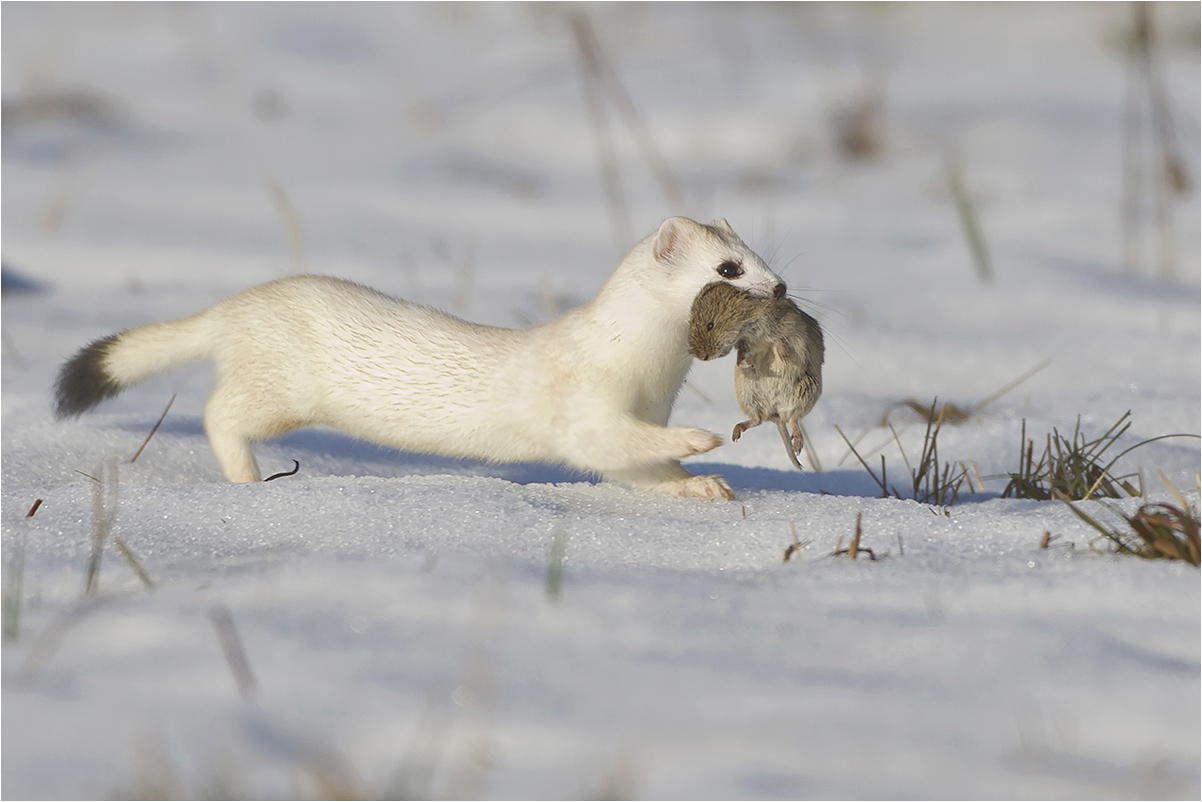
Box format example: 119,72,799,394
55,217,786,499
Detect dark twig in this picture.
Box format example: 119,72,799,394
130,393,176,463
264,459,300,482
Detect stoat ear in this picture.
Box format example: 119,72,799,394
711,218,736,236
653,216,696,264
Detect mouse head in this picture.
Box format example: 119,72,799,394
688,282,762,360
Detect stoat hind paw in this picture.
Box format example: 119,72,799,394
666,474,736,501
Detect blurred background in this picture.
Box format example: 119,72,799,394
3,3,1197,279
2,2,1200,446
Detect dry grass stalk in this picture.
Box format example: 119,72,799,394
1122,3,1192,278
114,537,155,591
839,400,969,506
835,422,877,467
569,11,685,251
209,604,259,702
783,521,804,563
13,594,113,686
85,462,119,595
1065,494,1199,567
453,239,478,311
945,150,995,284
384,690,455,799
265,174,306,274
130,393,176,463
884,398,972,426
833,513,875,561
881,359,1050,427
545,521,567,601
798,420,822,471
569,12,630,249
2,499,41,641
569,13,684,207
442,569,505,801
1004,415,1131,501
2,328,27,368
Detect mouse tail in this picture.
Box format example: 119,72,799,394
777,421,804,471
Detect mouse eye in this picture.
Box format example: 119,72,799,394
706,321,714,331
717,260,743,279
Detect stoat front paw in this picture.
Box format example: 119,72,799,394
666,474,736,501
674,427,722,459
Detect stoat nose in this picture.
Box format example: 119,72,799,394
773,282,787,299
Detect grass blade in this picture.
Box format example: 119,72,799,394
946,151,995,284
113,537,155,591
130,393,176,463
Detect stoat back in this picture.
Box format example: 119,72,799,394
53,217,788,499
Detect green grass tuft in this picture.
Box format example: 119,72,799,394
837,398,969,507
1003,411,1198,501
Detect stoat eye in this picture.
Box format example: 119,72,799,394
706,321,714,330
717,260,743,279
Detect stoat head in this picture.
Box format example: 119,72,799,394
651,216,786,306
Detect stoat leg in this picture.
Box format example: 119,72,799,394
605,461,735,501
204,387,263,483
568,417,721,473
204,381,303,482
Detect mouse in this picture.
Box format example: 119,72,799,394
688,281,824,470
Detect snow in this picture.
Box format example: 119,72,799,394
2,3,1199,799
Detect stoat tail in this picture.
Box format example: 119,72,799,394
54,313,216,418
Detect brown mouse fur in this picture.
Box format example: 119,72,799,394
688,282,824,470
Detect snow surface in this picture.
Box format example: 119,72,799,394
2,3,1200,799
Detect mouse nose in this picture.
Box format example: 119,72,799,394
773,282,787,299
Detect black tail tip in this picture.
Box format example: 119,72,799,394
54,333,123,419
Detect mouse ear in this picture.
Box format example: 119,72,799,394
653,217,696,264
